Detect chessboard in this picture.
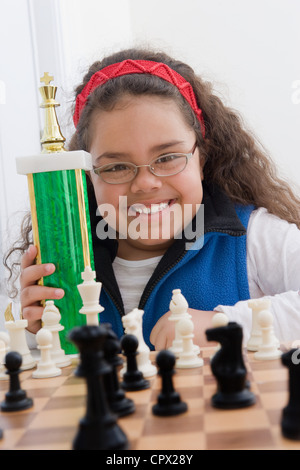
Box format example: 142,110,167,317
0,346,298,451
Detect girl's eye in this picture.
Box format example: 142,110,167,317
156,154,177,164
103,164,130,172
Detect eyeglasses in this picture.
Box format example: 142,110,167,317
92,143,198,184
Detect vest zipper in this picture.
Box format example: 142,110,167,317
138,250,187,310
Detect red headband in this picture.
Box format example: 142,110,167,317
73,59,205,138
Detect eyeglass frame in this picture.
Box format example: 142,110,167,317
92,142,198,184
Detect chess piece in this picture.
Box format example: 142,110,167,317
247,299,270,351
121,308,156,377
281,349,300,440
168,289,199,356
212,312,229,329
206,322,256,409
39,72,66,153
175,319,203,368
120,335,150,391
77,266,104,325
42,301,71,367
69,325,129,450
1,351,33,412
103,325,135,417
33,329,62,378
152,350,188,416
254,310,282,361
247,299,279,351
5,319,36,370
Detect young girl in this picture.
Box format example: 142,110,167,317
6,47,300,350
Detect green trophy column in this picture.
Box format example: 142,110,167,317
16,74,95,354
31,169,94,353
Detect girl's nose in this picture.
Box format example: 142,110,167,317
130,166,163,193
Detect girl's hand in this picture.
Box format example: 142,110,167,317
20,245,64,333
150,308,217,350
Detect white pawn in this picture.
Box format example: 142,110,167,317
212,312,229,328
247,299,279,351
33,329,61,378
247,299,270,351
42,301,71,367
175,318,203,369
254,310,282,361
5,318,36,370
77,266,104,325
168,289,199,356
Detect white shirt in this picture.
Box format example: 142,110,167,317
112,207,300,343
112,255,163,314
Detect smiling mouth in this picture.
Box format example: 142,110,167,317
128,199,176,216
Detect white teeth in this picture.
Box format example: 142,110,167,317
129,201,169,215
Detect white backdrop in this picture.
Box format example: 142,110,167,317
0,0,299,303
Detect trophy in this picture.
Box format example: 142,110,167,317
16,73,95,354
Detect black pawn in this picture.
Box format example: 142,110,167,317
281,349,300,440
69,325,128,450
120,335,150,391
205,322,256,409
152,350,187,416
0,351,33,412
103,326,135,417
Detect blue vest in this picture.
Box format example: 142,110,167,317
97,202,254,350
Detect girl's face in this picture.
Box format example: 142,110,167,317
89,95,204,260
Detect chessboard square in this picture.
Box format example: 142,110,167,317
125,388,153,405
202,347,216,359
251,368,288,384
119,417,146,441
52,383,85,398
134,431,205,450
43,394,85,411
14,426,75,450
142,411,203,437
204,408,270,433
23,375,69,390
206,428,276,450
257,380,287,394
173,373,204,389
203,383,218,400
259,391,288,410
249,357,283,370
0,429,26,450
0,408,38,430
183,397,204,412
28,407,82,429
18,386,57,400
203,363,212,375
